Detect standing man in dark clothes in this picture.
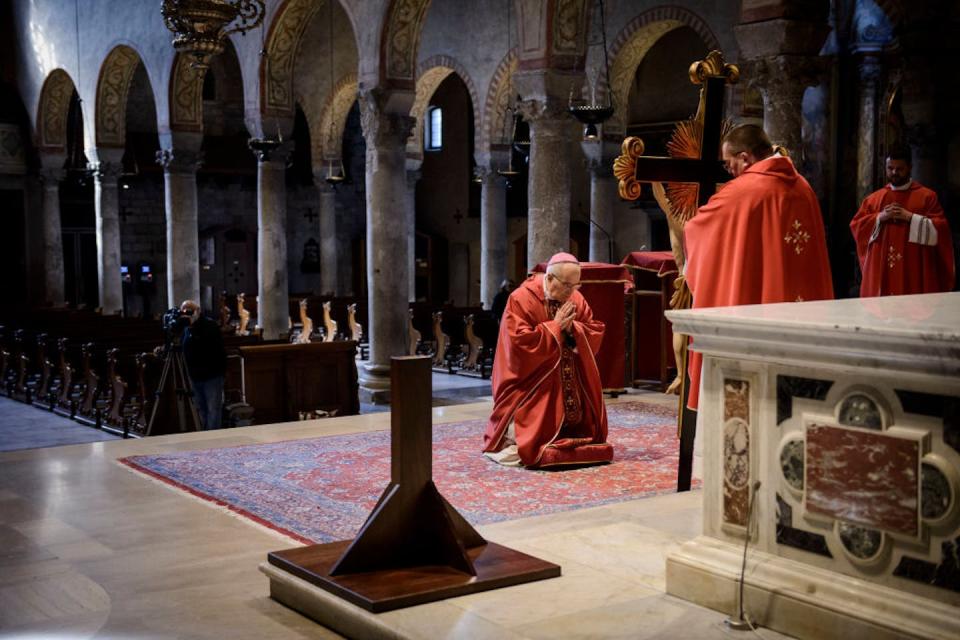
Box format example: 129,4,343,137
491,279,515,323
180,300,227,430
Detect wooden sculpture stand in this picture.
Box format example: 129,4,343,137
266,356,560,613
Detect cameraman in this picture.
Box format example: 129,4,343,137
180,300,227,430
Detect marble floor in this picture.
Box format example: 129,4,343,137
0,397,121,452
0,389,793,640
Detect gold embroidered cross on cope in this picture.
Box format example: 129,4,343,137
784,219,811,255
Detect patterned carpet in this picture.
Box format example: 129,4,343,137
120,400,690,544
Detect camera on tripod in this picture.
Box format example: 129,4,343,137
162,307,192,348
147,307,202,435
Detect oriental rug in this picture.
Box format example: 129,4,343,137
120,400,693,544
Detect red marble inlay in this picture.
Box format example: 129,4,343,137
723,380,750,527
805,424,919,536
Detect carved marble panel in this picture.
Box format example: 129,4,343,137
806,423,920,537
776,493,832,557
723,379,750,527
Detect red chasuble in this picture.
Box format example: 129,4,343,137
684,155,834,409
850,181,955,297
483,274,613,468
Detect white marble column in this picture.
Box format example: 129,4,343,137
855,54,882,203
405,169,420,303
316,181,338,296
479,167,507,309
89,156,124,315
521,100,573,269
157,149,202,310
358,92,414,402
38,162,65,306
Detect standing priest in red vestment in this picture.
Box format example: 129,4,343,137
850,145,955,297
684,125,834,409
483,253,614,468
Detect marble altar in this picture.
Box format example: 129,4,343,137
665,292,960,640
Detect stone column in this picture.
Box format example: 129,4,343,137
358,92,414,402
405,169,420,303
252,144,291,341
855,54,882,203
479,167,507,309
89,156,124,315
582,139,617,264
750,56,823,154
735,18,829,155
316,180,338,296
38,162,66,306
520,100,573,269
157,149,201,309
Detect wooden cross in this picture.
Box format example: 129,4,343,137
615,51,739,207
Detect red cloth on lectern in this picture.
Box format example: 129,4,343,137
483,274,612,467
684,155,834,409
622,251,679,278
531,262,634,390
850,182,955,297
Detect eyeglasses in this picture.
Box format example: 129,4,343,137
549,274,581,290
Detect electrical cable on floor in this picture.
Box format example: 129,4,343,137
725,479,763,633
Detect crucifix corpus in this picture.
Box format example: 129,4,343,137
613,50,740,492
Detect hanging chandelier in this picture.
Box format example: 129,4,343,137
161,0,266,69
568,0,614,140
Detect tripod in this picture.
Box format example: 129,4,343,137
146,344,202,436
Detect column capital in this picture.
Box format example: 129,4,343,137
516,97,569,126
88,161,123,185
247,139,291,164
156,148,203,173
743,55,826,98
359,93,415,150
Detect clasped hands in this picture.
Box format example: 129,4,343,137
553,300,576,332
879,203,913,224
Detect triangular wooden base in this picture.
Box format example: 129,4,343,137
265,356,560,613
268,539,560,613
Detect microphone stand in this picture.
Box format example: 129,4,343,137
725,480,762,631
586,217,615,264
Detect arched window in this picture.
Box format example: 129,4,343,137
425,106,442,150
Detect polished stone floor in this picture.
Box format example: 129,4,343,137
0,396,121,452
0,389,793,639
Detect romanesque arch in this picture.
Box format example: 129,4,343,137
602,6,720,137
379,0,432,90
36,69,77,152
312,72,358,167
480,50,518,154
261,0,322,118
406,56,481,161
95,45,149,148
168,53,207,132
